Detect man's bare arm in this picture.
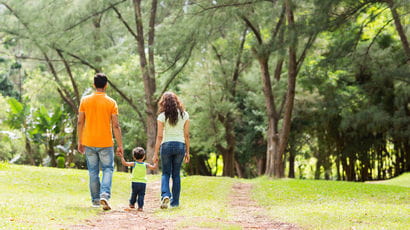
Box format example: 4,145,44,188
77,112,86,154
112,114,123,155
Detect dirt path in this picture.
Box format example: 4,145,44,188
228,183,299,230
67,181,299,230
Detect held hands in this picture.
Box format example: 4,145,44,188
116,146,124,157
116,149,124,158
152,154,159,164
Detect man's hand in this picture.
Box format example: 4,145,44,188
78,143,85,154
116,149,123,157
116,146,124,156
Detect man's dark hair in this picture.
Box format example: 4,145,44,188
133,147,146,160
94,73,108,88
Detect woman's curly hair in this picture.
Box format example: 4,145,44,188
158,92,185,126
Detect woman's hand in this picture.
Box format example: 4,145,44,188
152,154,159,163
184,153,190,163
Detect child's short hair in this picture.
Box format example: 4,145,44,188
133,147,146,160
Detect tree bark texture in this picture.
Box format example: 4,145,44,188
133,0,158,165
387,0,410,60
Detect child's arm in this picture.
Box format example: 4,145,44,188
117,151,134,167
146,162,158,170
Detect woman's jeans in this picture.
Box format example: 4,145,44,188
160,141,185,207
85,146,114,203
130,182,146,208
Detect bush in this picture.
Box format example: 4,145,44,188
56,156,65,168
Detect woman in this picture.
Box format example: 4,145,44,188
152,92,190,209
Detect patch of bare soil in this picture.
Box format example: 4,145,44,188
228,183,300,230
66,181,300,230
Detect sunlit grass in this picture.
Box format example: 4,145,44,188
369,173,410,188
252,177,410,230
0,163,157,229
2,164,409,230
155,176,236,221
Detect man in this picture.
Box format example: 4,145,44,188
77,73,123,210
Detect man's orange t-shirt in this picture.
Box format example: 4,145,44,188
79,92,118,147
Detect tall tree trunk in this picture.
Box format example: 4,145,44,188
48,139,57,167
133,0,158,166
234,160,244,178
218,114,236,177
315,158,322,179
387,0,410,60
24,135,35,165
259,57,280,177
257,157,266,176
336,154,341,180
273,0,298,178
348,156,356,181
288,149,295,178
404,141,410,171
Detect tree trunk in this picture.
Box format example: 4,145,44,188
24,135,35,165
274,0,298,178
387,0,410,60
133,0,158,166
404,141,410,172
222,151,235,177
348,156,356,181
234,160,244,178
341,156,348,180
67,121,76,168
218,113,236,177
258,57,280,177
48,139,57,167
336,154,341,180
257,157,266,176
288,149,295,178
315,158,322,179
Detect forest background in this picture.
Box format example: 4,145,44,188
0,0,409,181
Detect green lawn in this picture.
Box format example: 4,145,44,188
369,173,410,187
156,176,241,229
1,162,409,230
0,162,156,229
252,176,410,230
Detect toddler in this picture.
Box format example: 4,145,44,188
119,147,157,211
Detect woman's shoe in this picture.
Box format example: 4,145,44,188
160,196,170,209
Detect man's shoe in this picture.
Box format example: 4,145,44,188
160,196,170,209
100,198,111,211
92,200,100,208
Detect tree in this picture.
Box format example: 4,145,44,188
5,98,35,165
32,106,68,167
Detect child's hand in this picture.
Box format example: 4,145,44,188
116,150,123,157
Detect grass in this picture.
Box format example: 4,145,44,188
252,177,410,230
2,163,409,230
367,173,410,187
156,175,236,220
0,163,157,229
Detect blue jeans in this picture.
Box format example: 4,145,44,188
130,182,146,208
160,141,185,207
85,146,114,203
